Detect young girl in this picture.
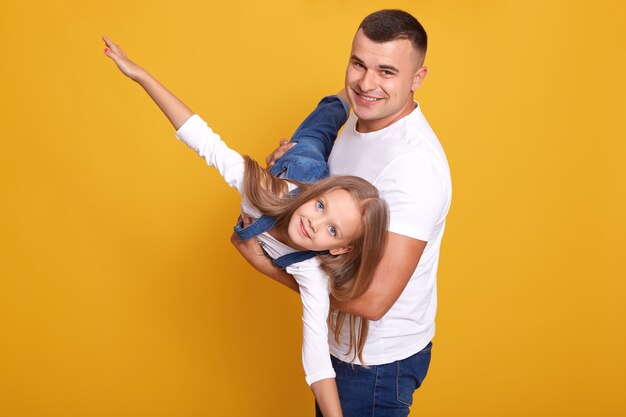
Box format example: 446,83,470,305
103,36,388,417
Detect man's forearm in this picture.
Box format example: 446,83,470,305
331,232,426,321
230,232,300,293
255,259,300,293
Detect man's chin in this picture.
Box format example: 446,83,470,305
352,106,380,121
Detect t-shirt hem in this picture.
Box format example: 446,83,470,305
329,328,435,366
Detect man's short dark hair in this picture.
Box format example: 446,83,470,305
359,9,428,57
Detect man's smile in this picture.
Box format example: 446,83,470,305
353,89,384,103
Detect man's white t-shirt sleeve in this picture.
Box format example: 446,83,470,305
377,154,449,242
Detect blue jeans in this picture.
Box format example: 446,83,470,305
233,95,350,268
315,343,433,417
268,95,350,183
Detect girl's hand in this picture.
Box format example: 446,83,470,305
102,36,144,81
101,36,192,129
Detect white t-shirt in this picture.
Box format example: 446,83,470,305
176,115,335,385
328,103,452,365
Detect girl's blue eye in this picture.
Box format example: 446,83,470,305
328,226,337,237
316,200,324,211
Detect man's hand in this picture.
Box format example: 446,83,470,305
265,139,296,169
230,216,267,263
230,217,300,293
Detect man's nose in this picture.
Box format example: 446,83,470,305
359,70,376,92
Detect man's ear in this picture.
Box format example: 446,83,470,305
329,246,352,256
412,66,428,92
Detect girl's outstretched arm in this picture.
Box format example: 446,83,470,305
102,36,193,130
311,379,343,417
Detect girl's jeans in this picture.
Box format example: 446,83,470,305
233,95,349,267
268,95,350,183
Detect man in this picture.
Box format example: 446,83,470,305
235,9,451,417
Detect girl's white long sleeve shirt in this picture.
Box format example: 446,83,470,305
175,114,336,386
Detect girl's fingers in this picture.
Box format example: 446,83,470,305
102,36,122,54
102,35,113,48
103,48,122,65
103,35,117,47
102,36,114,55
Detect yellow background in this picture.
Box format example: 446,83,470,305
1,0,624,416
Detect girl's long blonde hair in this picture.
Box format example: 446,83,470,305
243,157,388,364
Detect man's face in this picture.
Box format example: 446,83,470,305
345,29,427,133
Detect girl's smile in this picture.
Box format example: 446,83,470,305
287,188,362,255
299,218,311,239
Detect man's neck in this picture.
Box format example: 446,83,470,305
356,100,417,133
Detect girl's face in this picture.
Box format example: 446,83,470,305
287,189,362,255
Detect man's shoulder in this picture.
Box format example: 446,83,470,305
330,107,449,182
397,105,439,142
375,111,451,195
394,106,449,170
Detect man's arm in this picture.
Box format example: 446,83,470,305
233,229,425,321
230,231,300,293
332,231,426,321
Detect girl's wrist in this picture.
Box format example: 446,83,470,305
130,66,149,83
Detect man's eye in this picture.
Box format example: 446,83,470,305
316,200,325,211
353,62,365,69
328,226,337,237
